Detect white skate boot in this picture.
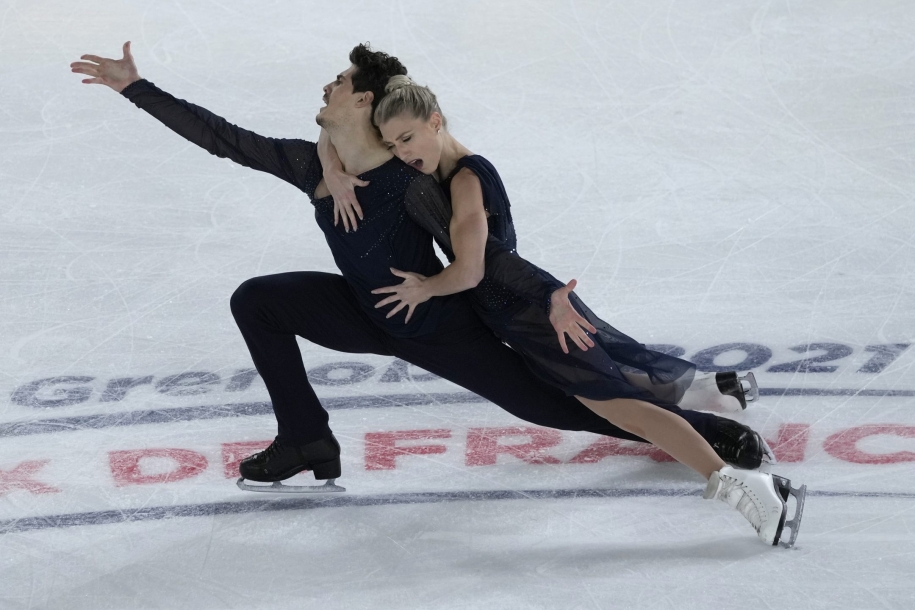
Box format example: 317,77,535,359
679,372,759,413
704,465,806,548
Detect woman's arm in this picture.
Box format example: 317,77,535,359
401,171,596,351
318,129,368,231
403,169,566,308
418,169,488,294
372,170,487,322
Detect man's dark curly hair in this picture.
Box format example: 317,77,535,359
349,43,408,122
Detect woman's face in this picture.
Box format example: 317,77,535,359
379,113,442,174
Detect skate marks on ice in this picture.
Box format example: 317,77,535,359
5,339,912,411
4,386,915,440
0,483,907,536
0,392,488,439
2,391,913,545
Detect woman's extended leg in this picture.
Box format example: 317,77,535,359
579,395,806,546
576,396,725,479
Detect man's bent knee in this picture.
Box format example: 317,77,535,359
230,276,272,320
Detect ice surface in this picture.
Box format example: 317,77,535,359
1,0,915,608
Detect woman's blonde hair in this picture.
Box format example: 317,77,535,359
374,75,448,129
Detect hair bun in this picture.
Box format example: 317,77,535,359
385,74,414,94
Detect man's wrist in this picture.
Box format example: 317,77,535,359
118,77,144,95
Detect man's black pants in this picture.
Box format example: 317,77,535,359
230,272,720,445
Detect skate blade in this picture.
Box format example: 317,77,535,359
777,483,806,549
740,372,760,403
236,477,346,494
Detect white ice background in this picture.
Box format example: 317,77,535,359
1,1,914,608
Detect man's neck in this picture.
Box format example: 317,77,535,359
327,123,393,175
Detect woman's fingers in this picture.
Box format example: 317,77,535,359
374,295,401,309
347,195,364,219
371,286,398,295
403,304,415,323
344,206,358,231
556,331,569,355
334,199,349,231
334,193,362,231
386,301,407,319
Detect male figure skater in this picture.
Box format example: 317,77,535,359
70,42,767,487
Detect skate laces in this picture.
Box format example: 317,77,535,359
261,438,286,460
716,473,764,533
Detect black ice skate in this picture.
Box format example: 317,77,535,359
236,434,345,494
677,371,760,413
705,466,807,548
711,417,777,469
715,371,760,410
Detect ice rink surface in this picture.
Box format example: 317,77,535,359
2,0,915,608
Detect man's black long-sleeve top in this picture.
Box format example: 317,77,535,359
121,79,460,338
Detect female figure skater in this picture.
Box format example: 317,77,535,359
319,76,804,547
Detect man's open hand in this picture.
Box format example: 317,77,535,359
70,41,141,93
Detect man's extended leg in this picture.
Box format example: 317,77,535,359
229,270,651,444
231,272,764,470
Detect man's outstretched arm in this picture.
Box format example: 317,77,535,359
71,42,319,194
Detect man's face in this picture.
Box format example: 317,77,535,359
316,65,360,128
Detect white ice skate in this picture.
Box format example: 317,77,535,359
704,465,806,548
680,372,759,413
236,477,346,494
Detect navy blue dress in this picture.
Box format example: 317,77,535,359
405,155,697,403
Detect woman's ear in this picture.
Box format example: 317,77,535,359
430,112,443,132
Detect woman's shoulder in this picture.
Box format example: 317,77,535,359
455,154,502,179
448,155,505,193
449,165,481,187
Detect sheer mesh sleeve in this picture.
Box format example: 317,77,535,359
405,178,566,313
121,79,322,198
